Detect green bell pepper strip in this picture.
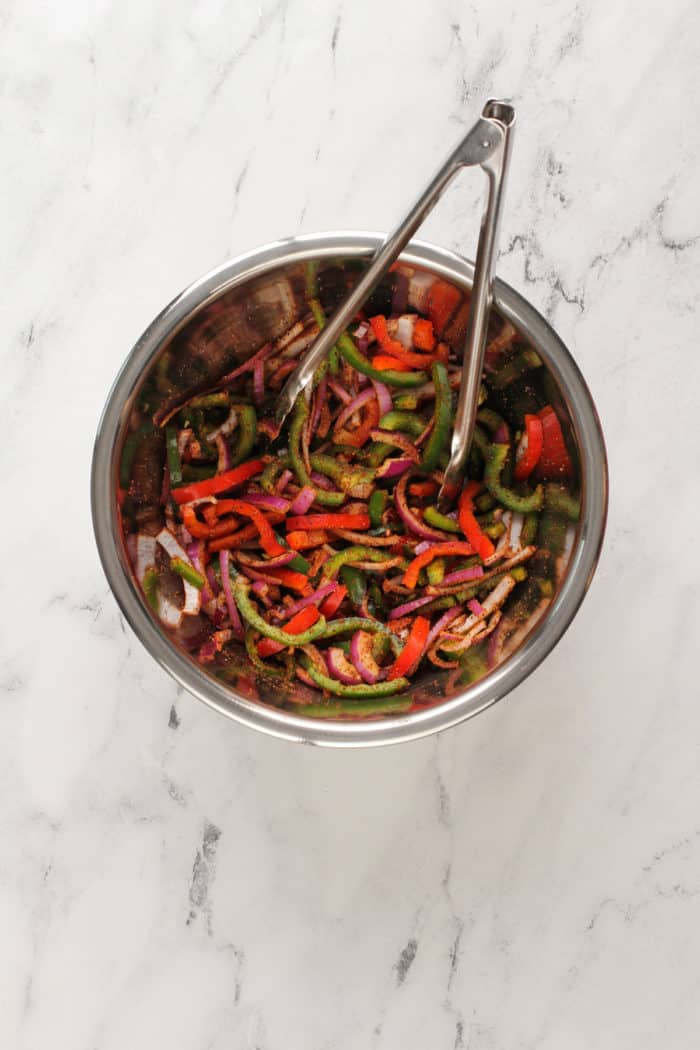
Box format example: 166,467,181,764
285,697,412,718
260,453,290,494
423,507,460,533
232,577,327,645
337,332,428,387
521,512,540,547
394,392,419,411
290,398,345,506
340,565,367,608
300,655,410,698
476,407,507,434
489,349,542,391
229,404,257,467
321,547,395,581
142,566,159,612
244,628,285,677
544,485,581,521
271,532,311,574
474,490,496,513
420,362,452,472
426,558,446,585
470,425,491,461
170,557,205,590
316,616,403,655
308,453,375,497
484,443,544,513
378,411,425,437
187,392,231,410
368,489,388,528
484,521,506,540
165,427,183,485
119,423,154,488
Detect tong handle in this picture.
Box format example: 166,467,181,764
438,99,516,508
275,104,509,426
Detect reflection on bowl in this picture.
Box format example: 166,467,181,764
92,234,607,746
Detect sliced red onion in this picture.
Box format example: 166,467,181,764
214,433,231,473
136,533,157,582
334,387,375,432
350,631,383,683
205,565,220,596
467,599,485,617
327,377,353,404
375,457,414,480
219,549,243,638
394,314,415,348
442,566,484,585
274,468,293,495
289,486,316,515
244,492,290,513
157,528,201,616
219,341,274,387
205,405,238,443
310,470,334,491
394,474,447,541
240,566,285,588
332,528,401,547
407,271,435,313
273,582,338,621
198,639,218,663
371,379,393,418
494,422,510,444
236,550,297,570
425,605,464,650
253,358,265,406
325,647,363,685
369,429,419,459
388,595,435,620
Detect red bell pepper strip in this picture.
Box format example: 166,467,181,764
369,315,436,369
181,505,212,538
409,480,438,498
514,413,544,482
403,541,475,589
212,500,285,557
257,606,321,657
286,513,370,532
208,523,259,552
387,615,430,680
171,459,265,504
319,584,347,618
262,567,311,594
458,484,495,561
286,529,331,550
413,318,436,351
372,354,414,373
426,280,461,334
534,406,573,481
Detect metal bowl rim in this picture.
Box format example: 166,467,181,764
91,231,608,747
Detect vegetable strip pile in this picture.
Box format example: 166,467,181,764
120,268,579,717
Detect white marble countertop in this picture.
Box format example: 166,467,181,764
4,1,699,1047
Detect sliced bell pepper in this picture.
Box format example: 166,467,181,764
426,280,461,334
387,615,430,680
485,443,544,513
413,318,436,351
232,577,326,646
409,480,438,498
262,567,311,593
171,459,265,504
286,513,370,532
319,584,347,618
458,484,495,561
403,541,475,589
286,529,331,550
213,500,286,556
229,404,257,467
423,507,460,533
181,505,212,538
170,557,205,590
257,605,321,657
368,489,388,528
340,564,367,608
372,353,414,373
534,406,573,481
290,396,345,506
208,523,259,552
514,413,544,482
321,546,395,581
165,427,183,485
334,394,380,448
420,362,452,472
301,655,410,698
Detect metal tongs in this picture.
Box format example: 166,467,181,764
275,99,515,510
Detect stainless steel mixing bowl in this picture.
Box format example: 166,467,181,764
91,233,608,746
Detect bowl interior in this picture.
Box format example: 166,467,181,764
93,236,606,745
